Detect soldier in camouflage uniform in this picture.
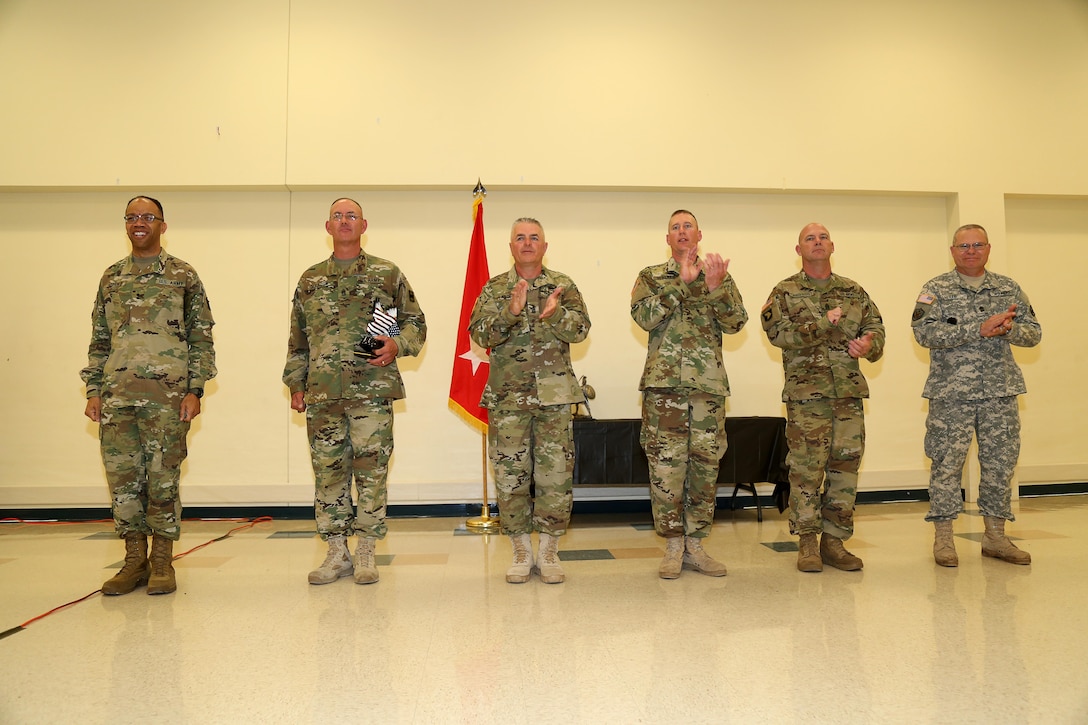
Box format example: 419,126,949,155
283,198,427,586
82,196,217,596
469,218,590,584
761,223,884,573
631,210,747,579
912,224,1041,567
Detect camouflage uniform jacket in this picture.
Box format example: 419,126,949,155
761,271,884,402
912,270,1041,400
81,252,216,407
283,253,426,405
631,258,748,396
469,266,590,410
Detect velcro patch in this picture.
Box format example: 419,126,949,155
916,293,935,305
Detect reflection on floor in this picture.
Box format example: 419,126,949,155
2,497,1087,724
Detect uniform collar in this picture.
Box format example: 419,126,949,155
506,265,551,286
122,252,167,275
800,270,838,288
325,251,369,275
955,269,993,289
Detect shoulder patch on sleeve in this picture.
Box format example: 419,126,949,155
916,293,935,305
761,297,773,312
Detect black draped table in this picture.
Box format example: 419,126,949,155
572,416,789,521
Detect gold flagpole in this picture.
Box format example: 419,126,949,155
465,179,500,532
466,431,498,531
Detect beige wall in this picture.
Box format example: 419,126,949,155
1,0,1085,508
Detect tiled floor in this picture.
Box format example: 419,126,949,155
2,497,1087,724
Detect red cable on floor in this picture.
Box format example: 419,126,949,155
0,516,275,641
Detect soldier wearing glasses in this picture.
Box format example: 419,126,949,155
81,196,217,596
469,217,591,584
913,224,1041,567
284,198,427,586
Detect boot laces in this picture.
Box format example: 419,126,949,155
512,539,531,565
150,547,172,575
356,539,376,568
320,547,346,569
541,542,559,566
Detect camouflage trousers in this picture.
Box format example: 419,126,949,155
99,403,189,541
488,405,574,536
640,389,727,538
924,396,1020,522
306,399,392,539
785,398,864,540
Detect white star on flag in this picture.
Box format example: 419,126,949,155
459,341,490,375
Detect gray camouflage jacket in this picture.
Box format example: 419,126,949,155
469,266,590,410
761,271,884,402
912,270,1041,400
631,258,747,397
283,253,426,405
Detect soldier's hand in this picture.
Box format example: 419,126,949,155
678,246,701,284
84,396,101,423
848,332,874,359
703,253,729,292
290,391,307,413
180,393,201,422
541,286,565,320
367,336,399,368
827,306,844,325
981,304,1017,337
509,279,529,316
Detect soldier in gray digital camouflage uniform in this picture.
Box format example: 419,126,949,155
469,218,590,584
912,223,1041,567
762,222,884,573
284,198,427,586
82,195,217,596
632,210,747,579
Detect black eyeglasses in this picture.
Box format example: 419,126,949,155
124,214,163,224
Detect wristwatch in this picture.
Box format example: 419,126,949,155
189,388,204,399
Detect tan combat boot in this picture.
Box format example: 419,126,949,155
933,520,959,567
354,536,379,584
102,533,150,595
982,516,1031,565
658,536,684,579
536,532,566,584
682,536,727,577
820,533,863,571
308,534,352,584
796,533,822,572
147,535,176,595
506,534,532,583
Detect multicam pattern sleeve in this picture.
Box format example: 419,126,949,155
630,258,747,396
283,253,426,405
468,267,590,410
761,272,884,402
81,252,216,406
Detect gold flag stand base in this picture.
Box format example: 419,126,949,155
466,511,500,532
465,422,499,532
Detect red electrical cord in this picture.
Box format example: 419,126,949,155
0,516,275,641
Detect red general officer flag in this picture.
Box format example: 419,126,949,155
449,192,491,428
